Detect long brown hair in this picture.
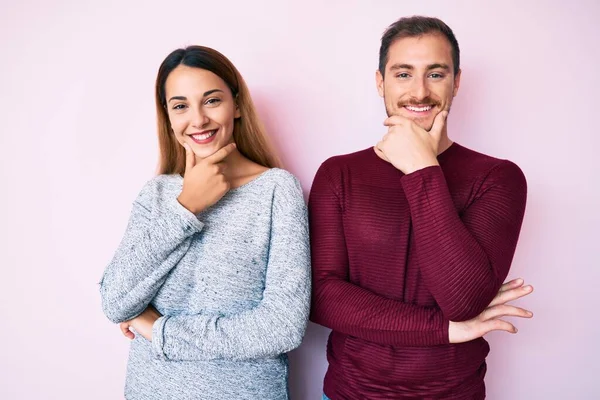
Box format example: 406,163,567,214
155,46,280,175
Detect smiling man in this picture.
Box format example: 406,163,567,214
309,16,532,399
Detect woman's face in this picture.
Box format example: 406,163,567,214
165,65,240,160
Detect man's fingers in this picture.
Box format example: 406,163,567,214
499,278,524,292
486,319,518,334
481,304,533,321
480,304,526,320
429,110,448,139
374,144,389,162
383,115,409,127
184,143,195,172
489,284,534,307
207,143,237,164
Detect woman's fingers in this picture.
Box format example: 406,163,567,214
120,321,135,340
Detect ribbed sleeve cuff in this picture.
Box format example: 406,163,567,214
152,315,170,361
166,197,204,233
400,165,445,193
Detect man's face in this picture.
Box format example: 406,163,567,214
376,33,461,131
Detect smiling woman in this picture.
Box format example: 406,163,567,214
155,46,280,174
99,46,311,399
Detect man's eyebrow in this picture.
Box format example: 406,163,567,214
388,63,450,71
389,63,413,71
427,63,450,71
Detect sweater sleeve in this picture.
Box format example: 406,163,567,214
309,162,449,347
99,178,203,323
401,162,527,321
151,177,311,361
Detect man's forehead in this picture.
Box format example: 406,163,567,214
386,34,453,65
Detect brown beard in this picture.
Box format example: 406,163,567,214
385,105,437,131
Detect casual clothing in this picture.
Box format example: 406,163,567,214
100,168,311,399
309,143,527,399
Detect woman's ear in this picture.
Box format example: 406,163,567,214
234,95,241,119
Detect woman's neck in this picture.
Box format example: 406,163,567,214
221,148,269,188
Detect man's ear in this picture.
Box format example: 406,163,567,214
453,69,462,97
376,69,385,98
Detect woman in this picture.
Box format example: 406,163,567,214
100,46,311,399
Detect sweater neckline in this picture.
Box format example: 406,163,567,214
229,168,278,193
175,168,278,194
370,141,459,165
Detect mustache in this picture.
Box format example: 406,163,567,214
399,97,440,107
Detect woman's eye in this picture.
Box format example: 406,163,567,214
205,98,221,105
172,104,187,110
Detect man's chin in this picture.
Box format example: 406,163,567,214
411,117,435,131
386,108,435,130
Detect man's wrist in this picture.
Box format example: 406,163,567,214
403,160,440,175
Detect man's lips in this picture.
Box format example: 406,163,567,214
403,104,435,112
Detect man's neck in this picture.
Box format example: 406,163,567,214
437,133,453,155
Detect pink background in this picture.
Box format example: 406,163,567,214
1,0,598,398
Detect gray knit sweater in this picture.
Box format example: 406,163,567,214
100,168,311,399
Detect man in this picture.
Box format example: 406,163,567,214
309,16,533,399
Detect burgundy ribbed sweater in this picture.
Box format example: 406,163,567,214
308,143,527,399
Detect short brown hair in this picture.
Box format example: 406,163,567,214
379,16,460,77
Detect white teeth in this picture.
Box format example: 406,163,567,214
406,105,433,112
192,130,216,140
